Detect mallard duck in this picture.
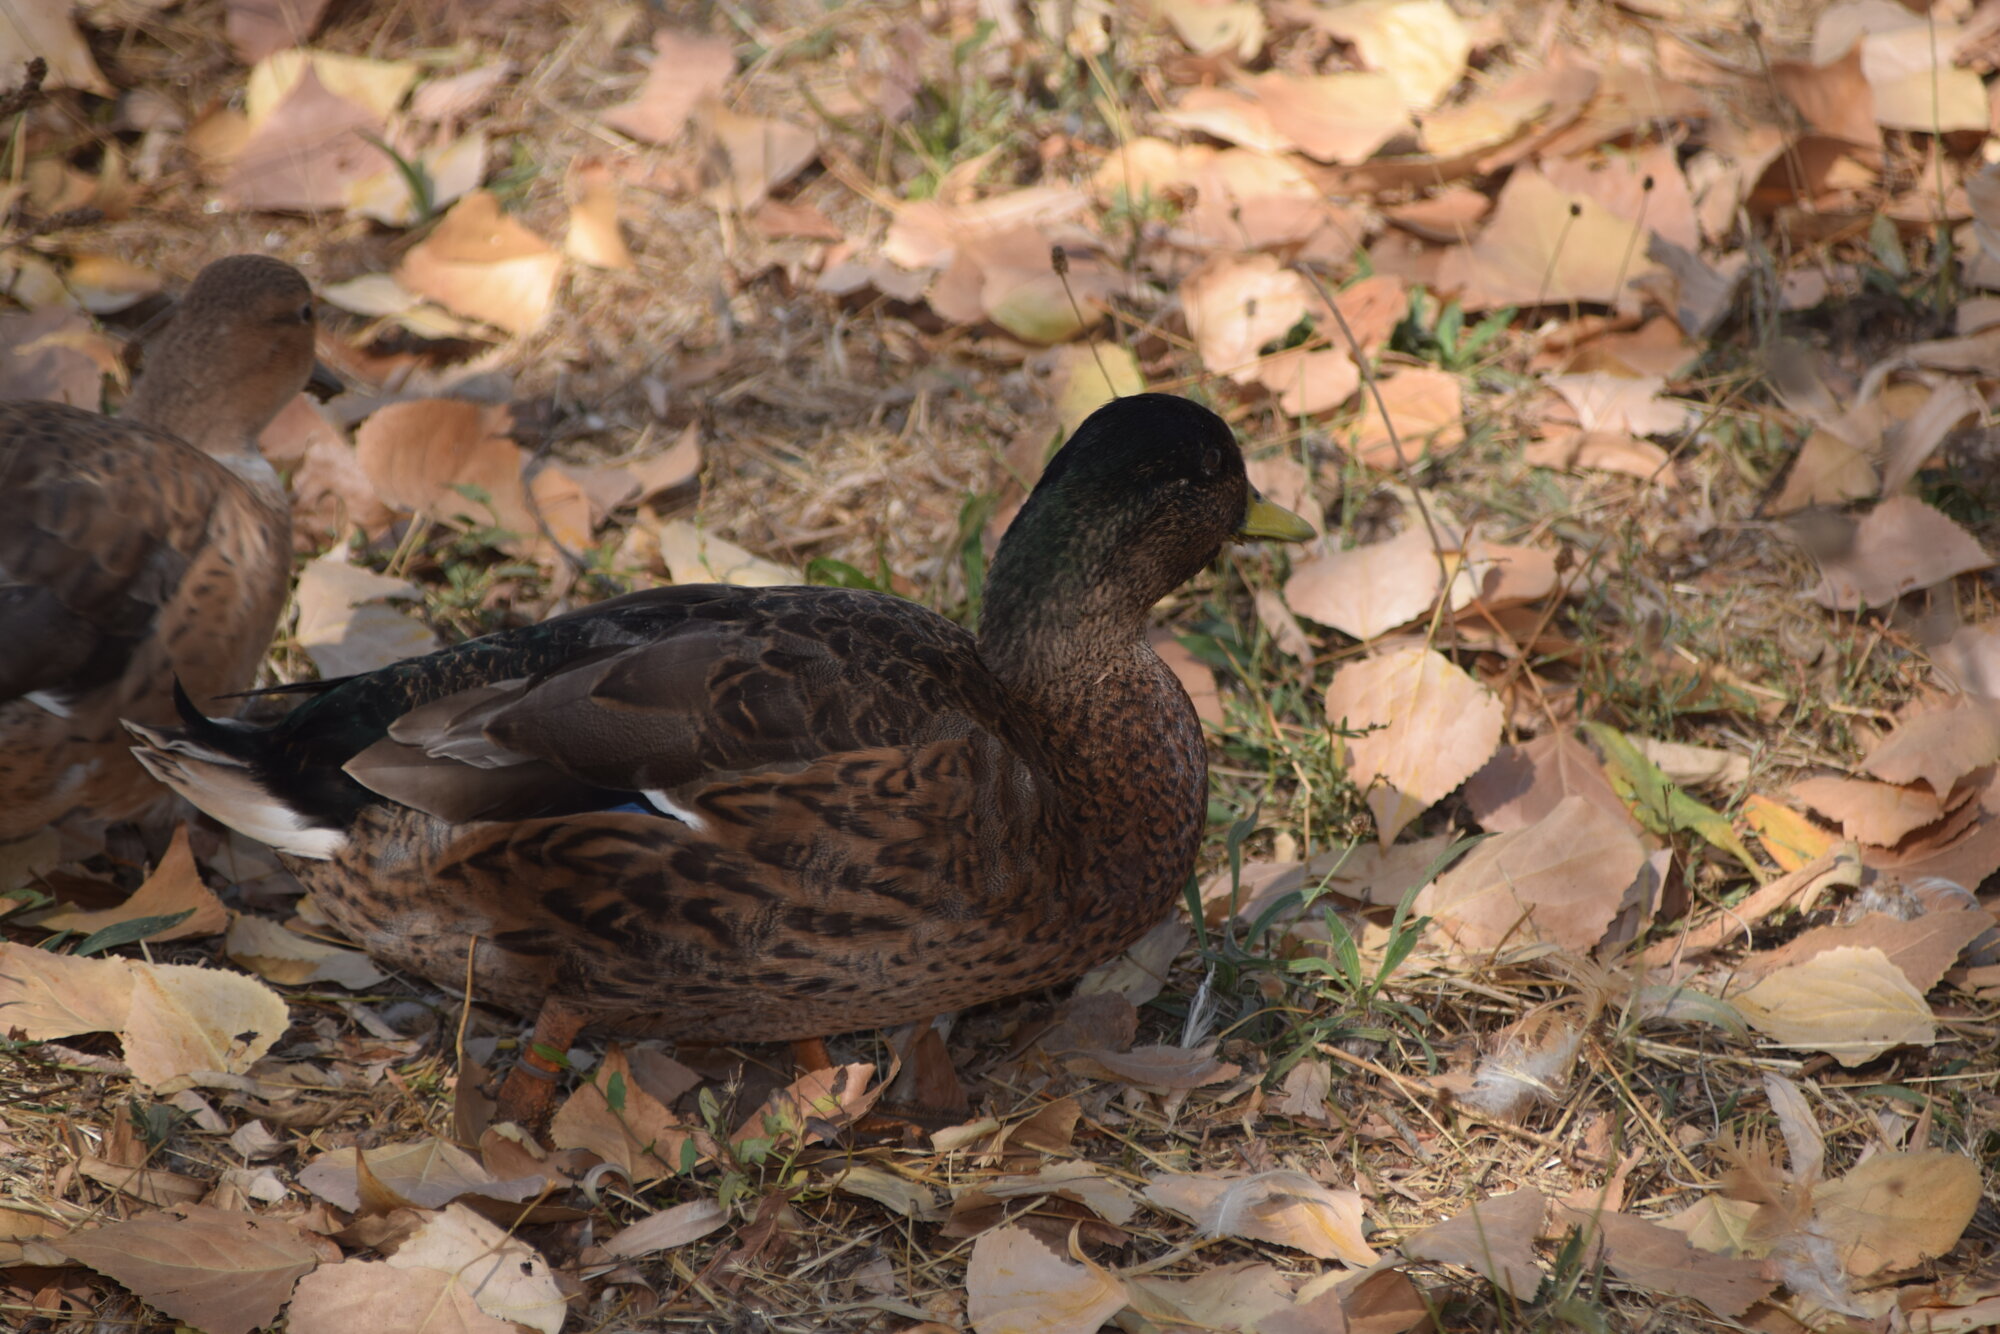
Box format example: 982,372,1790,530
0,255,326,839
129,393,1313,1118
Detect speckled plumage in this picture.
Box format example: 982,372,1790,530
0,255,318,837
131,394,1314,1051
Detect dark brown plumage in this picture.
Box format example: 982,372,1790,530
0,255,320,838
129,393,1313,1114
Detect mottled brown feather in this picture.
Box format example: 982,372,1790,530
0,255,316,836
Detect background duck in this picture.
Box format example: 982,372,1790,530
0,255,326,840
129,393,1314,1120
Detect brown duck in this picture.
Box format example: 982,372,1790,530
129,394,1314,1117
0,255,325,839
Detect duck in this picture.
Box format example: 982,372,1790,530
127,393,1315,1120
0,254,328,840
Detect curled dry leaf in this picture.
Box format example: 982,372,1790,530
1731,945,1935,1066
1143,1169,1377,1264
1810,496,1993,610
1418,794,1648,951
604,1198,728,1258
397,190,563,336
965,1224,1127,1334
1559,1204,1775,1317
600,31,735,145
55,1205,328,1334
37,825,226,942
1403,1188,1546,1300
1326,645,1503,843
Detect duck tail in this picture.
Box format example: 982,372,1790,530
125,681,347,860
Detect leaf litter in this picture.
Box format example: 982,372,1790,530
4,0,2000,1331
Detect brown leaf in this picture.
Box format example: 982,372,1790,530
1731,945,1935,1065
227,0,333,63
77,1156,206,1206
695,101,819,211
1861,701,2000,796
550,1045,702,1186
1463,731,1635,834
0,2,110,95
1066,1042,1240,1090
0,306,112,406
225,914,389,990
1345,367,1464,468
1419,795,1647,951
1143,1169,1377,1263
397,191,563,335
220,68,385,212
604,1199,727,1259
1404,1188,1546,1300
38,826,225,942
600,31,734,144
1789,776,1942,846
387,1204,565,1333
1815,1150,1982,1277
565,179,633,271
298,1140,546,1213
965,1225,1127,1334
1245,70,1412,165
1326,646,1503,843
289,1259,516,1334
291,549,439,678
56,1206,324,1334
1181,253,1310,383
1558,1204,1774,1317
1284,522,1444,640
1438,166,1659,311
1810,496,1993,610
1737,910,1992,994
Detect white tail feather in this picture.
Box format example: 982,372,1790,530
125,721,345,860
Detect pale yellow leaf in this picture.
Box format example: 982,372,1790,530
387,1204,565,1334
1308,0,1470,110
965,1224,1128,1334
1814,1149,1982,1277
1732,945,1935,1066
225,915,389,990
658,520,796,587
122,962,290,1087
1326,646,1504,843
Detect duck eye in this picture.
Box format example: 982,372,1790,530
1200,447,1221,475
298,302,314,323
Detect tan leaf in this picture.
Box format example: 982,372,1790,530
1789,776,1943,846
1404,1188,1546,1300
1463,731,1635,834
292,548,438,679
958,1162,1138,1227
1419,795,1647,951
1143,1169,1377,1263
600,31,734,144
1814,1150,1983,1277
39,826,226,942
566,179,633,271
733,1061,882,1147
1126,1262,1294,1332
290,1259,514,1334
227,0,334,64
1258,345,1359,416
1524,429,1672,479
1065,1042,1240,1090
965,1225,1127,1334
1930,620,2000,698
77,1156,207,1207
1809,496,1993,610
245,49,418,125
397,191,562,336
1861,701,2000,795
1558,1204,1774,1317
1768,430,1877,514
1047,344,1144,437
387,1204,565,1334
345,130,487,227
65,255,163,315
297,1140,545,1212
1731,945,1935,1066
122,964,291,1087
55,1205,324,1334
0,3,109,95
0,942,132,1038
1246,70,1412,165
658,519,796,587
834,1165,944,1220
1345,367,1464,468
1849,21,1987,132
1773,44,1878,148
225,914,389,990
1307,0,1469,110
1738,910,1992,995
1326,646,1503,843
1547,372,1692,438
1156,0,1267,60
1180,253,1310,383
695,101,819,211
1253,587,1314,659
1284,523,1443,640
604,1198,728,1258
1438,167,1659,311
219,67,386,213
1161,87,1292,156
0,306,111,406
550,1045,701,1186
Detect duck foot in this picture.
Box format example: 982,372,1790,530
494,998,590,1129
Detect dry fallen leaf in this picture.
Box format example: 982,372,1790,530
56,1205,327,1334
225,914,389,990
386,1204,566,1334
397,191,563,335
695,100,820,212
1308,0,1470,110
219,67,385,213
1180,253,1310,383
1810,496,1993,610
37,826,226,942
1814,1149,1982,1277
658,519,796,587
1462,730,1637,834
566,178,634,271
1439,166,1660,311
288,1259,516,1334
298,1140,545,1213
964,1224,1127,1334
1345,367,1465,468
1738,910,1990,995
1731,945,1935,1065
1283,522,1447,641
1788,775,1943,846
1144,1169,1377,1264
1860,701,2000,796
600,31,735,144
1326,645,1504,843
1419,795,1648,951
1403,1188,1546,1300
551,1045,702,1186
604,1199,728,1259
1157,0,1267,61
1246,70,1412,164
1559,1204,1774,1317
292,548,439,679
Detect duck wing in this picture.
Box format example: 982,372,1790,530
322,584,1014,824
